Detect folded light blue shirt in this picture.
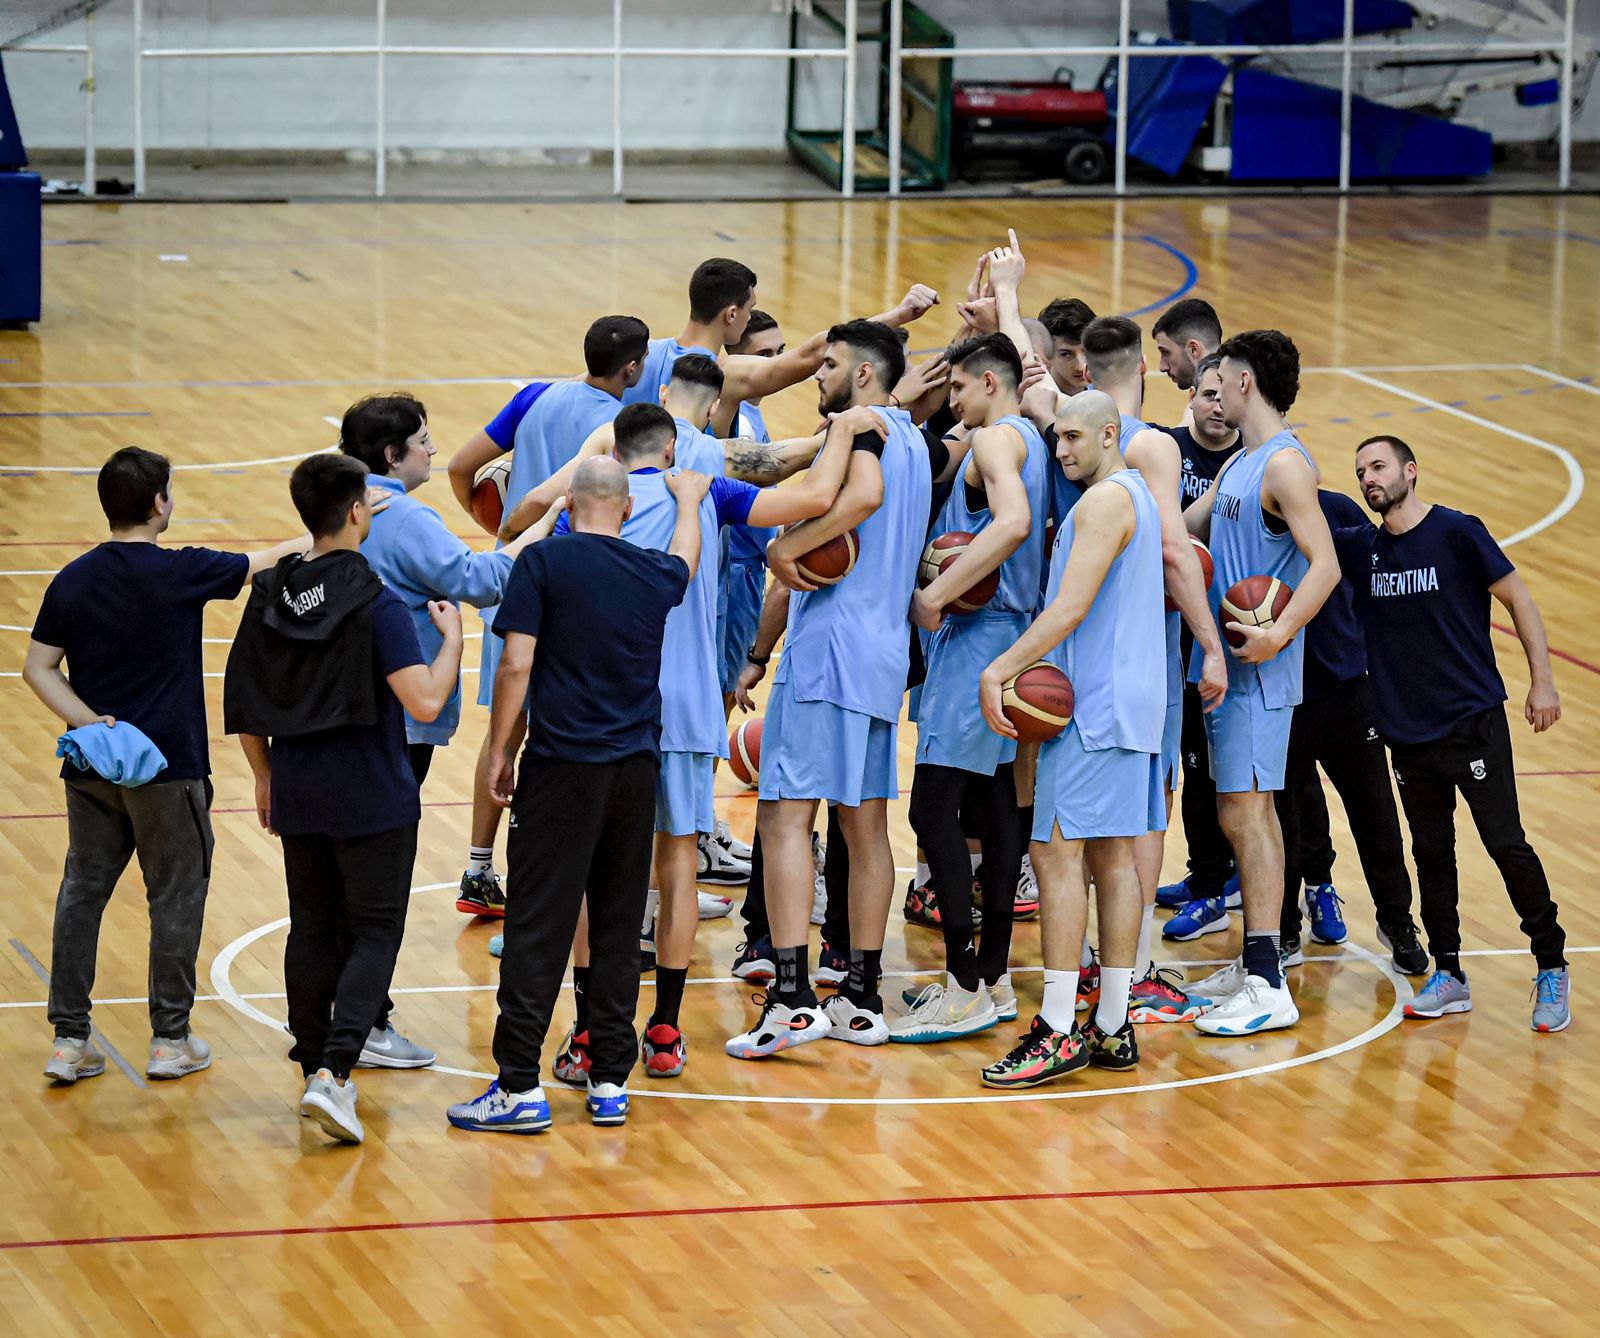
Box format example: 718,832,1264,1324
57,721,168,787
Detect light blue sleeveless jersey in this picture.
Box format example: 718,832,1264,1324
622,337,715,408
506,380,624,509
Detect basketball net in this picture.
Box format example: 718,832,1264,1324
1,1,110,50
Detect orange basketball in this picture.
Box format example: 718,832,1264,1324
471,457,513,535
1165,535,1215,612
728,717,762,788
1001,662,1074,742
1220,574,1293,648
919,530,1000,615
795,528,859,586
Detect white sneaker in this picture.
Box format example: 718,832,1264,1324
44,1034,105,1085
714,818,753,862
641,887,659,941
697,832,751,886
987,974,1019,1022
1014,857,1040,920
1193,975,1300,1036
889,979,998,1044
811,870,828,926
1188,956,1249,1007
812,831,826,876
726,995,833,1059
147,1032,212,1080
697,890,734,919
822,993,890,1046
300,1069,364,1143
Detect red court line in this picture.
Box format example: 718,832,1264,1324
1493,623,1600,677
4,1167,1597,1253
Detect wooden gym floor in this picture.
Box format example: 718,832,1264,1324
1,194,1598,1335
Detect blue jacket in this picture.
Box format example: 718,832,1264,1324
360,474,515,745
58,721,168,787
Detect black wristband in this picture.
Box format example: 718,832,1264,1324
746,648,772,668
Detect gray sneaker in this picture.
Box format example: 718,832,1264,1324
1404,969,1472,1019
358,1025,436,1069
1531,967,1571,1033
44,1035,105,1085
147,1033,212,1079
300,1070,364,1144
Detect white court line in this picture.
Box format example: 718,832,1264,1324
1338,369,1584,549
1304,363,1525,375
0,447,335,475
1523,363,1600,397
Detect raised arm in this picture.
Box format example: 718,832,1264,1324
393,509,517,609
499,421,615,542
1491,570,1561,732
384,601,465,722
744,407,884,529
22,640,109,729
986,230,1033,363
722,430,829,486
766,449,885,593
663,468,712,576
245,534,313,577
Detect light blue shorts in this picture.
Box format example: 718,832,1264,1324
475,606,501,708
758,677,897,807
1203,672,1294,794
1032,721,1165,842
914,612,1024,776
1159,696,1183,791
655,750,716,836
717,558,766,695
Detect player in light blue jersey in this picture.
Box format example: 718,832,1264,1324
977,390,1167,1087
1182,330,1339,1036
441,316,650,918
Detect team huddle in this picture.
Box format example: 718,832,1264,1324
24,232,1572,1145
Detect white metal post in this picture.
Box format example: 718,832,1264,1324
1560,0,1575,189
83,9,96,196
612,0,625,196
132,0,145,196
1114,0,1130,195
887,0,903,197
375,0,387,197
1338,0,1354,191
841,0,857,198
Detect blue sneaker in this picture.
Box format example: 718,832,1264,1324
1157,871,1241,910
1221,872,1242,910
447,1079,551,1134
815,940,848,986
1163,897,1231,942
1304,883,1348,944
488,933,504,958
586,1081,629,1126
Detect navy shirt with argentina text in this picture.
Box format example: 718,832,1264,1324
1160,423,1242,508
1334,505,1514,745
33,544,250,781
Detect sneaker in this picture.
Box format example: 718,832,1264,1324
1081,1016,1140,1070
1188,956,1248,1005
357,1025,435,1070
1376,921,1429,976
1304,883,1348,944
889,979,998,1044
822,992,890,1045
1280,932,1304,970
456,869,506,919
552,1026,590,1084
1128,967,1204,1023
488,933,504,958
640,918,656,973
815,940,848,986
1077,953,1101,1012
301,1070,364,1143
1193,976,1300,1036
642,1022,687,1077
44,1035,105,1085
988,974,1019,1022
446,1078,550,1134
1405,969,1472,1020
1163,897,1231,942
146,1032,212,1080
586,1081,630,1126
1222,872,1242,909
812,830,826,877
698,832,751,886
1531,967,1571,1034
903,879,941,928
698,890,734,919
1014,856,1040,921
732,936,777,984
980,1016,1088,1089
725,992,832,1059
1156,870,1240,910
811,870,828,927
714,818,753,862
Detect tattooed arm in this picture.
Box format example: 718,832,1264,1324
721,430,827,485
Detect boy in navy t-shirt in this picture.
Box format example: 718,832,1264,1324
1338,435,1569,1032
25,447,309,1088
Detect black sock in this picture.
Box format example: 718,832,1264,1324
776,945,808,998
1437,953,1465,982
572,966,590,1033
651,966,687,1029
1243,932,1283,988
847,947,882,1001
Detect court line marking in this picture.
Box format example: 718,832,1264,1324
7,938,147,1088
1338,369,1583,549
1122,235,1197,318
7,1166,1596,1254
0,447,336,476
1523,363,1600,396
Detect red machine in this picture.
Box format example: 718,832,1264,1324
952,74,1111,184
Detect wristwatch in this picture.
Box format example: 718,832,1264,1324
746,647,772,668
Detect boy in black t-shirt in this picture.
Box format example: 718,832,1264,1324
25,447,308,1087
1341,436,1569,1032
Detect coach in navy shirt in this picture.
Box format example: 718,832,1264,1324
1336,435,1568,1031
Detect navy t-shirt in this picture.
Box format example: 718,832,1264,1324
1334,505,1515,745
494,534,690,765
1303,489,1369,700
1160,424,1242,508
268,587,427,838
32,543,250,781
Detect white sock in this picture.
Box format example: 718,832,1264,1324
969,852,982,873
1095,966,1135,1033
468,845,494,876
1135,904,1156,979
1079,935,1095,970
915,861,930,887
1041,969,1079,1033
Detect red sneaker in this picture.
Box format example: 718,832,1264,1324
642,1022,687,1078
552,1026,589,1084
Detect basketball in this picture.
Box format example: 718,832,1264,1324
795,528,859,585
727,717,762,788
919,531,1001,614
1165,536,1215,612
1220,574,1294,648
1001,661,1074,742
470,457,513,535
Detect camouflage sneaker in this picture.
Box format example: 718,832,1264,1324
457,870,506,919
1080,1017,1140,1070
979,1015,1087,1089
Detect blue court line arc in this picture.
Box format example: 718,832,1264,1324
0,411,150,419
1120,235,1199,318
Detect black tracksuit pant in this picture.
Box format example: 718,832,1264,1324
1178,682,1237,896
